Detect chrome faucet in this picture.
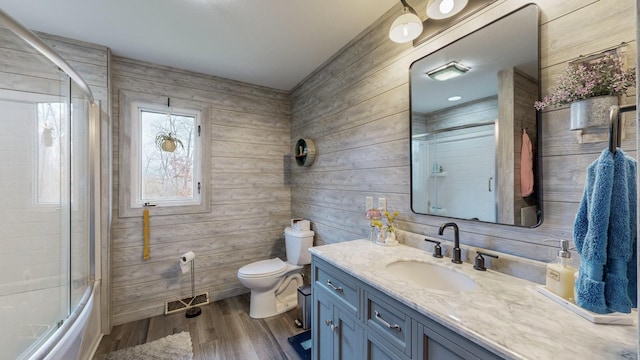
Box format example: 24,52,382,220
438,222,462,264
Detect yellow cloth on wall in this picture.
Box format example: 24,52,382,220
143,208,150,260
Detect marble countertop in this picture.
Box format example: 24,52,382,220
309,239,637,360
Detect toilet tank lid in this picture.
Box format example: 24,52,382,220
238,258,286,277
285,227,314,237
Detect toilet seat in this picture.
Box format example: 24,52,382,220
238,258,287,278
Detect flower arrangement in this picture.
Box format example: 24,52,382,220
534,53,636,111
372,210,399,236
365,208,382,242
365,208,382,225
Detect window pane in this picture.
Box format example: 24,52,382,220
140,110,196,202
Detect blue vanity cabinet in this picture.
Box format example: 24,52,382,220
312,255,503,360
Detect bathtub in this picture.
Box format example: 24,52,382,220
25,282,96,360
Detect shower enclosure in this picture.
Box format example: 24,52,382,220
0,10,99,360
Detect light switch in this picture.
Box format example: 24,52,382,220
365,196,373,210
378,197,386,212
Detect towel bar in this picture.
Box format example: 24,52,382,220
608,104,636,153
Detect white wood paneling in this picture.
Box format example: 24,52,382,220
111,57,291,325
290,0,637,265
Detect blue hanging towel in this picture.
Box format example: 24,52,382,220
573,148,637,314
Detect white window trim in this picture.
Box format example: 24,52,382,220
118,90,210,218
130,102,202,209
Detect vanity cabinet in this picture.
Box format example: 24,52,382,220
312,256,503,360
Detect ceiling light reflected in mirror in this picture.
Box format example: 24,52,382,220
426,61,470,81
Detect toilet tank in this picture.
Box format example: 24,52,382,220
284,227,314,265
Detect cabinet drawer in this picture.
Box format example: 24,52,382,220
366,292,412,356
419,317,503,360
314,262,359,315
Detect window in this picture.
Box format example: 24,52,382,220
132,102,201,208
119,91,209,217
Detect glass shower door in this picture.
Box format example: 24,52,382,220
0,60,92,360
70,81,91,312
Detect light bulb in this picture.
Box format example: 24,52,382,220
427,0,468,19
388,11,423,43
439,0,454,14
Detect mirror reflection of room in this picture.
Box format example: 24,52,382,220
410,5,539,227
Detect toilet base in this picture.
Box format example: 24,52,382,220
249,273,303,319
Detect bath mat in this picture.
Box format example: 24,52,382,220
94,331,193,360
287,330,311,360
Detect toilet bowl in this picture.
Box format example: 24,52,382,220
237,227,314,319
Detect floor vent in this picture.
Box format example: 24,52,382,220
165,292,210,315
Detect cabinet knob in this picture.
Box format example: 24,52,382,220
325,319,338,331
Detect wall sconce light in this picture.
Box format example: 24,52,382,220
388,0,423,43
426,0,469,19
390,0,497,45
426,61,470,81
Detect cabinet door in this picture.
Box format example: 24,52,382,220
335,307,363,360
313,286,364,360
314,288,336,360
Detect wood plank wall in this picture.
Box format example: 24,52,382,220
497,68,538,226
290,0,637,262
0,29,109,106
110,57,292,325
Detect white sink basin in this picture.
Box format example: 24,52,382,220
385,261,477,292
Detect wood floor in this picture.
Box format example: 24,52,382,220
93,293,307,360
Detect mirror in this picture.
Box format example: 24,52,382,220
410,5,540,227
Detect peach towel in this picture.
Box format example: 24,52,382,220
143,208,150,260
520,129,534,197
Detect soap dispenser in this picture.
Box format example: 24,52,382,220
545,239,577,299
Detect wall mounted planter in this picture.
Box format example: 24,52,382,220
570,95,618,130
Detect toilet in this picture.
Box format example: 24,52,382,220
237,226,314,319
